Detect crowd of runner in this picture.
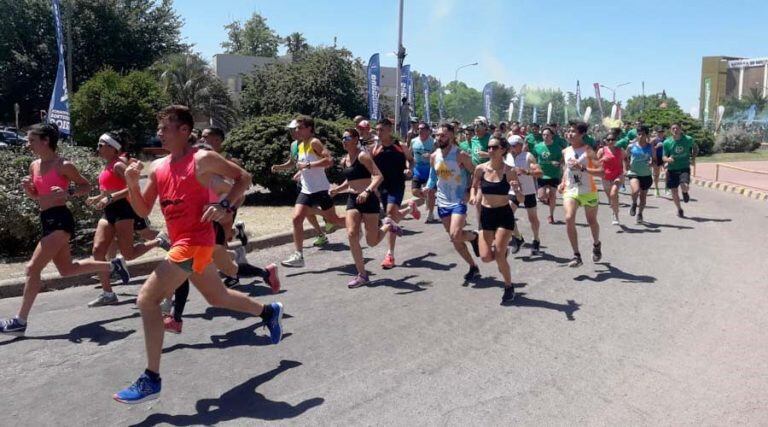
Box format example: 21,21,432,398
0,105,698,404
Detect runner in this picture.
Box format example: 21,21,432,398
271,120,329,248
409,121,436,222
559,121,604,268
113,105,283,404
596,129,625,225
281,115,346,268
549,122,568,150
426,123,481,283
470,117,491,228
662,122,697,218
330,128,401,288
652,126,666,196
505,135,543,255
532,127,563,224
524,123,543,150
0,124,130,336
86,132,166,307
356,120,375,151
625,125,654,224
372,118,419,269
470,137,523,302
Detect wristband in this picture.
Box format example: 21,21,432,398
68,187,75,196
106,193,113,203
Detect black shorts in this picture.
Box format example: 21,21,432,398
213,221,227,246
511,193,537,209
296,190,334,210
630,175,653,191
480,205,516,231
133,216,149,231
40,206,75,238
103,199,138,225
411,179,427,190
379,186,405,210
666,168,690,189
537,178,560,188
346,193,380,214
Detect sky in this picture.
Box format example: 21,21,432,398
180,0,768,117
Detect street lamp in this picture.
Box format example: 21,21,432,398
600,82,632,103
455,62,478,82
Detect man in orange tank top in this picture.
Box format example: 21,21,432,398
113,106,284,404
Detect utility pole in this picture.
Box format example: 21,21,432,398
394,0,405,127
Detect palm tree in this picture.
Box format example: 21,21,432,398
284,32,309,60
152,53,239,130
743,88,768,114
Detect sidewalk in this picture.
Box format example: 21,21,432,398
694,161,768,191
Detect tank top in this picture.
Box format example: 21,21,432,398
480,170,510,195
297,140,330,194
410,136,434,168
505,152,536,195
628,142,653,177
601,145,624,180
433,145,467,208
33,159,69,196
343,154,371,181
563,146,597,194
98,159,127,192
155,148,214,246
373,142,407,191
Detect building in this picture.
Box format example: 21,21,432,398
700,56,768,123
212,53,292,99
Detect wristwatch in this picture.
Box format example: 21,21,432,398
219,199,233,213
106,193,113,203
67,187,75,196
305,161,311,169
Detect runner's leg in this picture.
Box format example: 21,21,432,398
92,219,116,294
17,232,68,320
563,198,579,254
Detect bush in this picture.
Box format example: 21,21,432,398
0,145,104,259
714,127,762,153
637,107,715,155
224,114,353,200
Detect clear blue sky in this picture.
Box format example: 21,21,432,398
179,0,768,117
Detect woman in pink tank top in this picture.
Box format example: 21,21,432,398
0,124,130,337
84,132,163,308
597,131,626,225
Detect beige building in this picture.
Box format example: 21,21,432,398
700,56,768,123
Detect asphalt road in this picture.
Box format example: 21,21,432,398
1,186,767,425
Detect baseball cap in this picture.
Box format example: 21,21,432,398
285,119,298,129
507,135,523,146
474,116,489,127
357,120,371,130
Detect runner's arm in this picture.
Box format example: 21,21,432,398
61,161,91,197
198,150,252,207
124,160,159,218
506,165,524,203
426,153,438,190
469,164,483,205
584,147,604,176
21,163,38,200
527,154,543,178
304,138,333,169
359,152,384,193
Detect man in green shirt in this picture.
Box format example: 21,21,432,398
470,116,490,166
458,125,473,154
533,126,564,224
662,122,697,217
525,123,544,149
548,122,568,150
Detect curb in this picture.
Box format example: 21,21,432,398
691,177,768,201
0,227,324,299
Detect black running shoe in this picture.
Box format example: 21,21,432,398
502,286,515,303
592,242,602,262
678,208,684,218
463,265,480,282
629,204,637,217
223,275,240,288
568,254,583,268
510,236,524,254
682,192,690,203
469,231,480,258
531,240,541,256
235,221,248,246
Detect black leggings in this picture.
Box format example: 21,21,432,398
173,280,190,322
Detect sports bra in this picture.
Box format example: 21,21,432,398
480,168,510,196
98,159,127,192
343,155,371,181
33,160,69,196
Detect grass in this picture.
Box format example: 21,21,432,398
697,150,768,163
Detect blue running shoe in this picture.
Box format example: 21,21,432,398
266,302,284,345
0,317,26,337
110,257,130,285
113,373,161,404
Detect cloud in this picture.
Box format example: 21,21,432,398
480,50,512,84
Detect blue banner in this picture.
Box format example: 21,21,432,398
367,54,380,121
437,81,445,121
48,0,70,136
422,74,431,123
400,65,411,105
482,82,493,121
747,104,757,125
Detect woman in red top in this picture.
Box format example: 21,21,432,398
0,124,130,337
597,129,626,225
85,131,164,308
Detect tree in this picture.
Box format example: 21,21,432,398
442,81,482,123
151,53,239,130
241,47,366,120
70,69,168,147
284,32,310,61
0,0,185,126
221,13,280,57
624,93,680,119
636,105,715,155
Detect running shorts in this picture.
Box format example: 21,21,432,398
103,199,138,225
630,175,653,191
480,205,516,231
40,205,75,238
511,194,537,209
296,190,334,210
167,244,214,274
537,178,560,188
666,168,690,189
379,187,405,209
437,203,468,219
346,192,380,214
564,190,599,208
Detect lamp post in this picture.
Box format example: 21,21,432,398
394,0,405,129
454,62,478,83
600,82,632,103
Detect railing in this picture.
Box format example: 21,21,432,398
714,163,768,181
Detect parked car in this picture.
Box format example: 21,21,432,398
0,131,24,146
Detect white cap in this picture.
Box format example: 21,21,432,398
507,135,523,146
474,116,489,127
286,119,298,129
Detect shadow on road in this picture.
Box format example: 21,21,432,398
130,360,324,426
643,221,694,230
471,277,527,289
502,292,580,321
163,322,292,354
185,307,295,322
685,216,733,223
400,252,457,271
317,242,350,252
516,250,572,264
0,312,139,347
573,262,656,284
368,274,431,294
616,224,662,234
285,261,368,278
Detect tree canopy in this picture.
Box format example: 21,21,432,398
221,12,281,57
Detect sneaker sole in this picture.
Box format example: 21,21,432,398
88,300,118,308
1,330,26,337
113,392,160,405
164,328,182,334
280,261,305,268
266,265,280,293
270,302,284,344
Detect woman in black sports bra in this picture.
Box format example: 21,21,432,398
469,137,522,303
329,128,402,288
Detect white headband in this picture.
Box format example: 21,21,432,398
99,133,121,150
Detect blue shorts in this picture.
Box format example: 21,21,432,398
379,187,405,209
437,203,468,219
413,165,430,183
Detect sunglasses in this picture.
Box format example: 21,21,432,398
606,138,616,141
488,145,502,151
342,136,353,142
